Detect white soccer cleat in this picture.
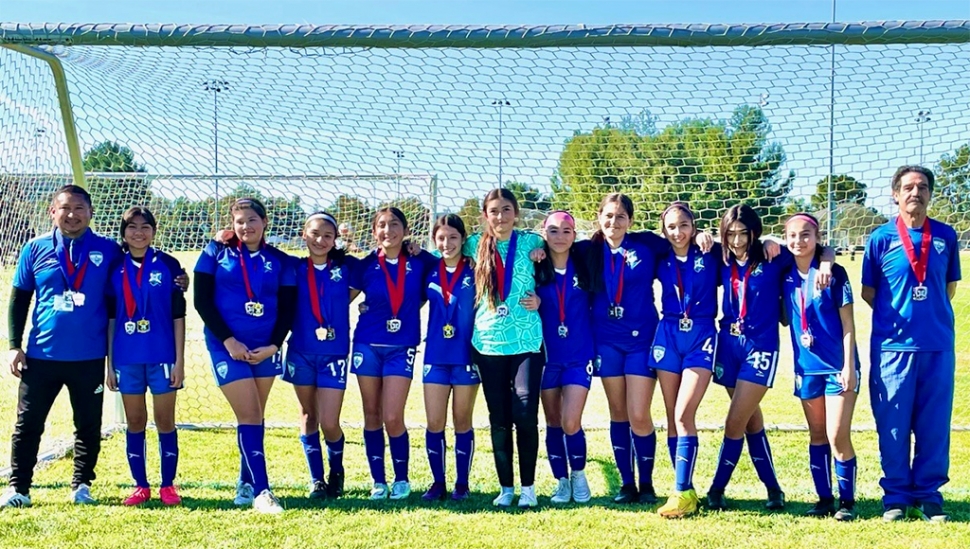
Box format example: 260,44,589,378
492,487,515,507
518,485,538,508
389,481,411,500
570,470,591,503
550,477,572,504
253,489,284,514
234,481,255,506
370,483,389,500
0,488,31,508
71,484,96,505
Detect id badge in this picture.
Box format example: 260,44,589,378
387,318,402,333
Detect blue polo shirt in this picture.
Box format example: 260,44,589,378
13,229,122,361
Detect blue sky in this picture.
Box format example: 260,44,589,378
2,0,969,220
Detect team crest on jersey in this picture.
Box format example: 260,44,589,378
752,263,764,277
264,261,273,272
794,374,803,391
594,355,602,374
693,256,705,273
423,364,432,378
405,261,413,274
652,346,666,363
216,361,229,379
625,249,641,269
287,361,295,378
934,237,945,254
149,271,163,286
573,275,580,288
89,251,103,267
462,276,473,289
352,352,364,371
714,364,724,380
331,267,342,282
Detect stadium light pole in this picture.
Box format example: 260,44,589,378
492,99,511,188
916,109,931,165
203,79,229,227
394,150,404,196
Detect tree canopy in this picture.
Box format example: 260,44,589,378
811,175,867,208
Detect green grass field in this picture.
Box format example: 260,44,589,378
0,251,968,548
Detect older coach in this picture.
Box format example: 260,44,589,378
861,165,961,522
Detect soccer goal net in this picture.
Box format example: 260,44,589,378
1,22,968,470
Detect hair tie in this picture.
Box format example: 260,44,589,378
786,213,819,228
306,212,338,229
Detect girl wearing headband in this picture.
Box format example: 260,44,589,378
193,197,296,514
782,213,859,521
534,210,595,504
420,214,478,501
281,211,359,500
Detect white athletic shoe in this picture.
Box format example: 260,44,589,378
550,477,572,504
234,481,255,506
492,487,515,507
71,484,96,505
253,489,284,514
570,470,591,503
0,488,31,508
389,481,411,500
370,483,389,500
518,485,538,508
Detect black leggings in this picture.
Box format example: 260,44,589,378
473,349,544,487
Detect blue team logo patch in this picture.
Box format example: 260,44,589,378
149,271,163,286
89,251,103,267
287,361,295,378
331,268,342,282
264,261,273,272
216,361,228,379
573,275,580,288
352,352,364,371
795,374,803,391
423,364,432,378
594,355,602,373
752,264,764,277
714,364,724,380
693,256,705,273
934,237,945,254
462,276,473,289
405,261,413,274
652,346,666,363
625,249,641,269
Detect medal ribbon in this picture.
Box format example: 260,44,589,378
794,263,816,334
896,216,932,286
673,248,694,318
378,251,407,318
307,258,331,328
554,260,574,325
55,235,89,291
602,242,626,306
439,258,465,325
122,248,152,321
730,261,752,323
493,231,518,303
237,242,265,302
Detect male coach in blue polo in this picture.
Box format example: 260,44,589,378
861,165,960,522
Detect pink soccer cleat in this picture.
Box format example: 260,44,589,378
159,486,182,506
123,487,151,506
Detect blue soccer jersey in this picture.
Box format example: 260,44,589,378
581,231,669,352
782,263,858,376
862,218,961,352
718,247,794,351
535,258,595,365
657,243,721,321
13,229,122,361
424,258,476,366
108,248,184,365
193,241,296,350
350,249,436,347
288,256,358,357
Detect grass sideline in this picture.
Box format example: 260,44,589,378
0,429,969,548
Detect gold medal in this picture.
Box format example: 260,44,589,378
442,324,455,339
136,319,151,333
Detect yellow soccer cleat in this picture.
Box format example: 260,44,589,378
658,489,699,518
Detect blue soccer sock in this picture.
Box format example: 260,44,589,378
389,431,410,483
667,436,677,470
426,430,446,484
238,424,269,494
746,429,781,492
610,421,635,486
710,436,744,491
835,457,857,503
809,443,834,500
158,429,179,488
326,435,345,474
565,429,587,472
546,426,568,479
300,431,325,484
237,431,253,486
126,430,149,489
455,430,474,486
632,431,657,487
675,435,698,492
363,428,387,485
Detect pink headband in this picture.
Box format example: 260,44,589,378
544,210,576,229
786,213,818,228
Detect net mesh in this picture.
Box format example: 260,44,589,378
1,23,969,470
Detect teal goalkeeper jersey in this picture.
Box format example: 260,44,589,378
464,230,544,356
